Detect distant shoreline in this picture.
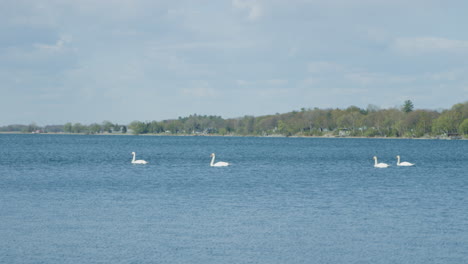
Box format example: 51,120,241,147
0,131,465,140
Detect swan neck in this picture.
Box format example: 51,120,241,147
397,156,400,165
210,155,215,166
374,158,378,165
132,153,136,162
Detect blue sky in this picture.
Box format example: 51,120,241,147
1,0,467,125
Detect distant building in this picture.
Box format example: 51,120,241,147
338,128,350,137
448,133,462,140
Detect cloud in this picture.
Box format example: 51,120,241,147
344,72,416,86
427,68,468,82
392,37,468,54
34,35,72,52
232,0,263,20
2,0,468,125
306,61,421,87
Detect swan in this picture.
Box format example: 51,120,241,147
131,152,148,164
373,156,390,168
396,155,414,166
210,153,229,167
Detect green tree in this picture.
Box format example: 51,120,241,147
403,110,438,137
337,107,364,135
128,121,148,135
26,122,40,133
102,121,114,133
381,109,404,137
166,119,183,134
112,124,122,133
148,121,164,134
432,112,456,134
363,110,386,136
277,120,287,134
304,108,330,135
367,104,380,113
403,100,414,113
72,123,87,133
256,115,277,135
458,119,468,136
89,123,102,134
64,122,73,133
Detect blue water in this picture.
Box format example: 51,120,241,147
0,134,467,264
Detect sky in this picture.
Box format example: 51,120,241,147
1,0,467,125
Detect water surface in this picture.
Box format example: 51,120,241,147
1,134,467,263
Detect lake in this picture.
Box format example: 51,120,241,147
0,134,467,263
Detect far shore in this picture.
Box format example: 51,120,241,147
0,131,466,140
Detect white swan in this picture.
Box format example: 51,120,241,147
131,152,148,164
373,156,390,168
396,155,414,166
210,153,229,167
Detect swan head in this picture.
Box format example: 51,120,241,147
131,152,136,155
373,156,377,160
396,155,400,158
210,153,215,157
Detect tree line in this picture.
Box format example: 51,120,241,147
2,101,467,138
0,121,126,134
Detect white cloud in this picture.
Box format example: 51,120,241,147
344,72,416,86
428,69,463,82
34,35,72,52
232,0,263,20
392,37,468,54
2,0,468,124
307,61,421,86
